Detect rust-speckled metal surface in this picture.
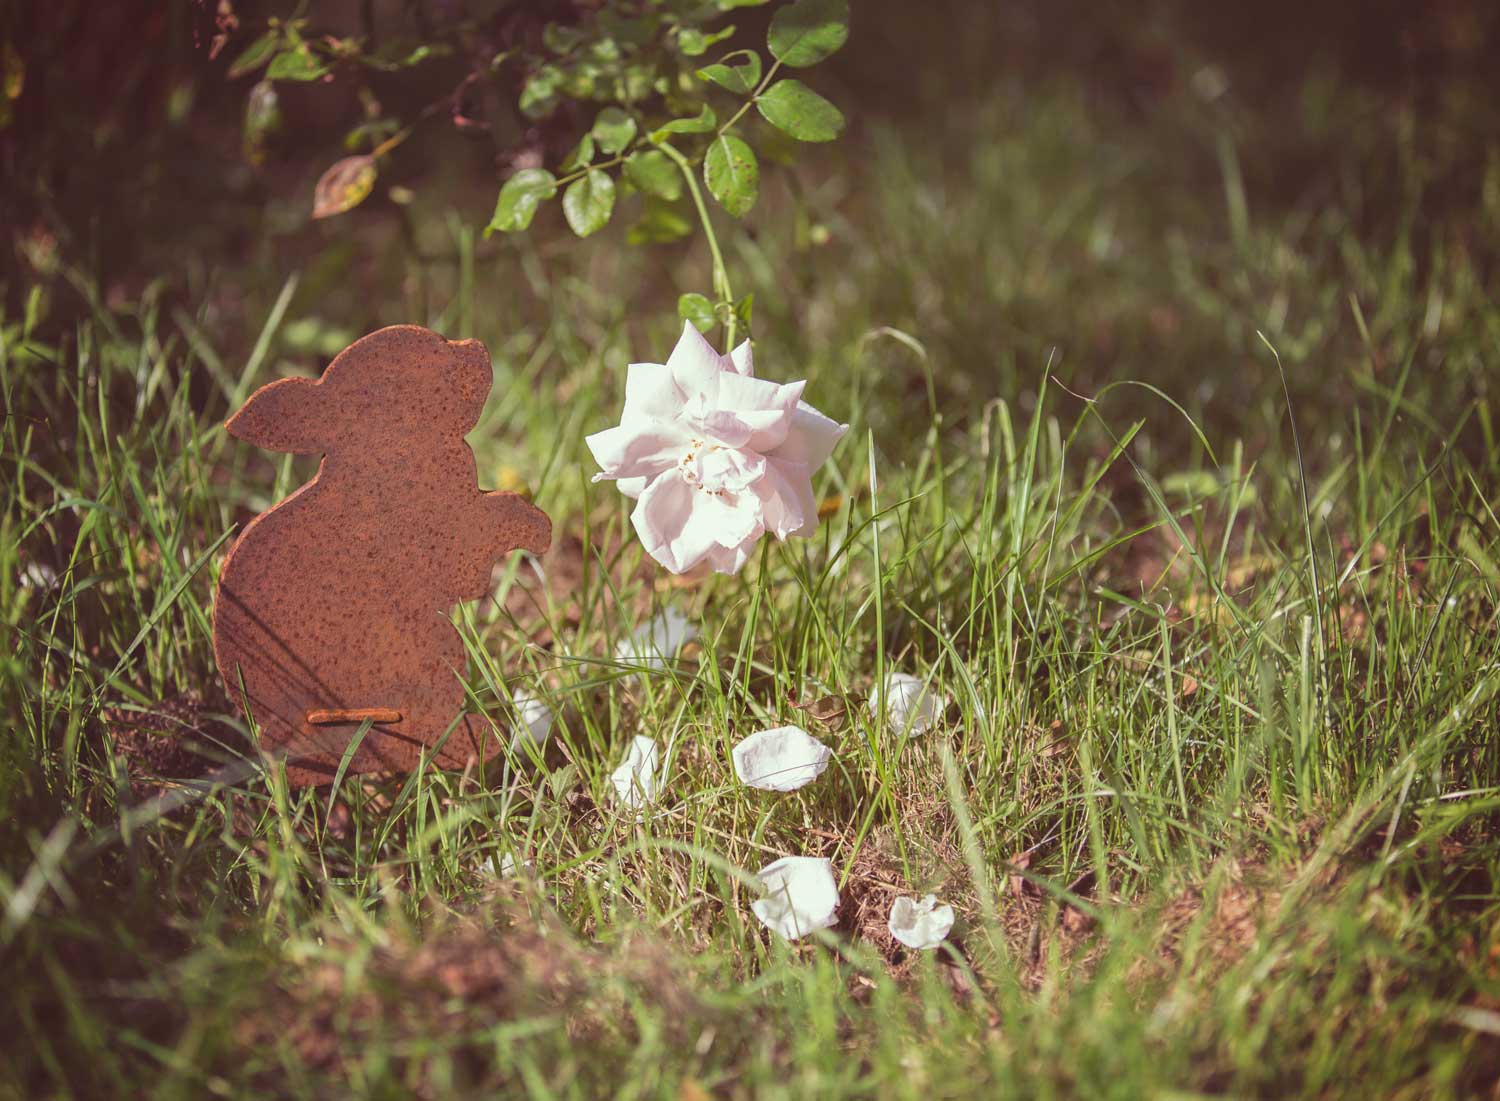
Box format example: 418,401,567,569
212,325,551,786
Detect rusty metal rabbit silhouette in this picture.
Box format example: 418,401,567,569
212,325,551,786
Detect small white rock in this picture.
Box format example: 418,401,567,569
751,856,840,940
871,671,944,736
731,725,832,792
615,609,698,673
887,893,955,950
509,688,553,751
610,734,662,810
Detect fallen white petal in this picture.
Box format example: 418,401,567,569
21,561,58,589
751,856,840,940
482,852,529,878
615,609,699,673
871,671,944,736
887,893,955,950
610,734,662,810
732,725,832,792
509,688,553,751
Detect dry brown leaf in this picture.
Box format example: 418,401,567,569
312,155,377,219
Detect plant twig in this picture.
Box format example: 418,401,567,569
660,141,737,347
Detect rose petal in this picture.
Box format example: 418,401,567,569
870,671,944,736
586,420,691,482
482,852,533,879
22,561,57,589
691,491,763,558
621,361,683,420
629,469,700,573
482,852,514,877
755,456,819,540
609,734,661,810
729,340,754,377
732,725,832,791
768,402,848,468
691,446,765,493
509,688,552,751
632,470,762,574
703,539,756,575
705,375,804,451
666,320,727,395
615,609,699,671
695,410,756,450
887,894,955,950
751,856,840,940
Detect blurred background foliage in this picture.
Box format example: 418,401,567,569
3,0,1499,450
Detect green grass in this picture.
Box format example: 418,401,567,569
4,76,1500,1099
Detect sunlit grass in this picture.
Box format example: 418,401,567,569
3,84,1499,1098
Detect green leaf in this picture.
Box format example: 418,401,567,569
2,42,21,100
266,44,329,82
678,25,736,57
679,293,717,333
561,58,605,99
311,155,377,219
734,293,754,334
241,80,281,166
590,107,638,155
561,133,595,172
628,200,693,245
520,65,563,118
361,42,449,71
587,37,623,62
623,64,657,102
767,0,849,68
486,169,558,235
598,11,656,47
651,105,717,141
396,44,443,66
704,135,759,217
562,169,616,237
542,24,583,54
229,31,280,78
623,150,682,200
755,78,844,142
342,117,399,153
697,49,762,94
0,43,21,129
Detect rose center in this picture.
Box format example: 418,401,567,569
679,439,722,496
679,438,762,498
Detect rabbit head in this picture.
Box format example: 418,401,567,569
226,325,490,454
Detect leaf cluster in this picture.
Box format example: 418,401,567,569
487,0,851,242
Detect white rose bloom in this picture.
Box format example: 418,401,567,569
586,322,848,575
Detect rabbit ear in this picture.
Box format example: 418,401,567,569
225,377,326,454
